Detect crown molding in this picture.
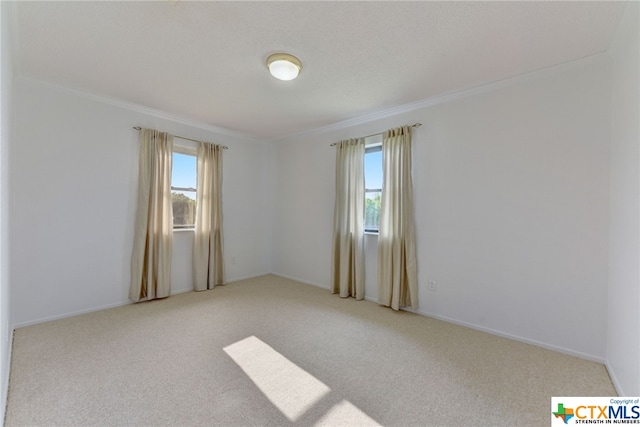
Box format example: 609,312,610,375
269,52,610,143
15,75,264,143
15,49,608,146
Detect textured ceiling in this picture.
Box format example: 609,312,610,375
12,1,626,141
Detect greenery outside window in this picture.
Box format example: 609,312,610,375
364,137,382,233
171,148,197,229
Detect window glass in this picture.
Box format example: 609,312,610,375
171,152,197,229
364,143,382,233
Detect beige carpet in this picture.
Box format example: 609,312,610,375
5,275,615,426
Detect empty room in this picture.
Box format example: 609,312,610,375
0,1,638,426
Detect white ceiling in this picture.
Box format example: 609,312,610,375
11,1,627,141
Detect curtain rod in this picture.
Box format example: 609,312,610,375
133,127,228,149
329,123,422,146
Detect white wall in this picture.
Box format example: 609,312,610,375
10,78,271,327
607,1,640,396
0,0,13,421
271,55,612,361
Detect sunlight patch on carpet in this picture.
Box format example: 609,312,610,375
223,335,331,421
315,399,382,426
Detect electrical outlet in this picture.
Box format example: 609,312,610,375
428,280,437,292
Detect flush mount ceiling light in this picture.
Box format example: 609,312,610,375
266,53,302,81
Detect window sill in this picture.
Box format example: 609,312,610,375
173,228,195,233
364,231,379,236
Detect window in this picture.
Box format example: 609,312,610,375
364,136,383,233
171,149,197,229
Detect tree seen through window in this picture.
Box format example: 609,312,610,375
171,152,197,229
364,144,382,232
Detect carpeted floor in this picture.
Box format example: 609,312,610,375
5,275,616,426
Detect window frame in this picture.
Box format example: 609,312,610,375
364,136,383,234
171,145,198,230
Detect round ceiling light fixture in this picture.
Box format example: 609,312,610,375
266,53,302,81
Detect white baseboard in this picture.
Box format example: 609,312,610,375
269,272,604,363
347,286,606,364
13,272,273,330
1,326,13,424
168,287,193,296
13,300,131,329
13,272,608,367
227,271,274,284
268,272,330,291
605,361,626,396
403,306,606,364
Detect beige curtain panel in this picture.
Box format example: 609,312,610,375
194,142,225,291
130,128,174,302
378,126,418,310
331,138,365,300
